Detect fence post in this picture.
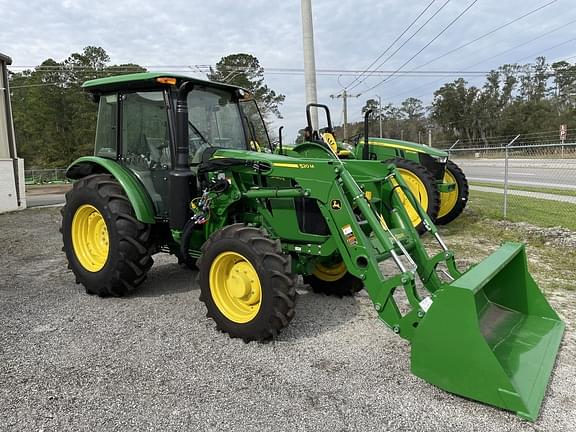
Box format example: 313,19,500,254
503,134,520,219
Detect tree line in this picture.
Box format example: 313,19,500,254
354,56,576,147
10,46,576,168
9,47,284,168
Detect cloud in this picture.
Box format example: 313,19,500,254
1,0,572,142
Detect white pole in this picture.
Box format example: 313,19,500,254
301,0,318,130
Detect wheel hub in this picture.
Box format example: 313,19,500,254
209,252,262,323
226,261,259,302
71,204,110,272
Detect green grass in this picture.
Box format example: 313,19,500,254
470,181,576,197
433,200,576,292
467,190,576,230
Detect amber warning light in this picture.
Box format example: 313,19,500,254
156,77,177,85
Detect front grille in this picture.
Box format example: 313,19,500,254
419,154,446,181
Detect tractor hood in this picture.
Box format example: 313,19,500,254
366,138,448,158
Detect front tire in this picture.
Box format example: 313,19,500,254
436,160,469,225
61,174,154,296
386,158,440,234
198,224,297,342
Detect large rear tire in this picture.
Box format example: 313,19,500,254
436,160,469,225
198,224,297,342
61,174,154,296
386,158,440,234
304,260,363,297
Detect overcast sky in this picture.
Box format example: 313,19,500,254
2,0,575,141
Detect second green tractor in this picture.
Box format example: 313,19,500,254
281,104,469,233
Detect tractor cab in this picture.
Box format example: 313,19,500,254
81,72,270,217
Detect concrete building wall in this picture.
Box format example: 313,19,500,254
0,53,25,212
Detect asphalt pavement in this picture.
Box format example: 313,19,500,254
453,158,576,189
0,207,575,431
25,184,70,208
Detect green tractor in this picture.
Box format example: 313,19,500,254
283,105,468,232
357,137,469,227
61,72,563,421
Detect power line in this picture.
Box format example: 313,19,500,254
514,36,576,63
384,17,576,101
11,64,494,74
344,0,438,89
348,0,452,91
9,65,509,77
10,82,62,89
464,17,576,70
358,0,480,94
407,0,558,71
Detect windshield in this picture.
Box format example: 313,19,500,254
239,99,271,151
187,87,247,154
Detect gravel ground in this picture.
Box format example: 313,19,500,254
1,207,575,431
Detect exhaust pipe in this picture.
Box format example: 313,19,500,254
278,126,284,153
170,81,197,230
363,109,373,160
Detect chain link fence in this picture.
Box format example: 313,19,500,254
25,168,69,185
448,141,576,230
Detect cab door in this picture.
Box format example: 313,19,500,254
120,90,172,217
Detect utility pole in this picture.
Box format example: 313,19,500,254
301,0,318,130
375,94,383,138
330,89,360,140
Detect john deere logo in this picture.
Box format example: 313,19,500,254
331,200,342,210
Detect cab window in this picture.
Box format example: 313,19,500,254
187,87,247,157
94,94,118,159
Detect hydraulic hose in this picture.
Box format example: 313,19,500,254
179,218,197,266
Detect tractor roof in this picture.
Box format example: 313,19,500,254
82,72,244,94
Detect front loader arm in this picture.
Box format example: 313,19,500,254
212,152,459,341
203,148,564,420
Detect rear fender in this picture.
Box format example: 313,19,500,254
66,156,156,224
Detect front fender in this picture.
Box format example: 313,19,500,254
66,156,156,224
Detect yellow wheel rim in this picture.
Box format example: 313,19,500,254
321,132,338,153
71,204,110,272
397,168,429,227
209,252,262,323
438,169,459,219
313,261,347,282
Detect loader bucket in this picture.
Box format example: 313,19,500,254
411,242,564,421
